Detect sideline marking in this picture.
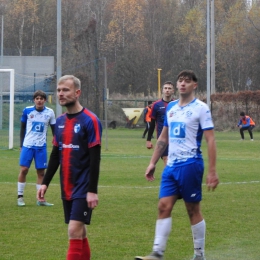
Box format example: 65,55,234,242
1,180,260,188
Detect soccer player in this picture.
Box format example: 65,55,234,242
135,70,219,260
146,81,174,166
17,90,56,207
237,111,255,141
37,75,102,260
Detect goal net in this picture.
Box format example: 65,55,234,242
0,69,14,149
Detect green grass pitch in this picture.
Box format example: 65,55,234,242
0,129,260,259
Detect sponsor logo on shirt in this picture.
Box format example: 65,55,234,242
169,122,186,138
58,125,65,128
62,143,80,149
32,122,44,133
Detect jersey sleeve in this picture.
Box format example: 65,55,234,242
86,118,102,148
200,104,214,130
20,108,27,123
52,123,59,147
150,103,157,120
83,109,102,148
49,109,56,125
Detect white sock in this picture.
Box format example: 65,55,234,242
191,219,206,256
152,217,172,255
18,182,26,196
36,184,41,191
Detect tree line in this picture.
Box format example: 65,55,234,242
1,0,260,98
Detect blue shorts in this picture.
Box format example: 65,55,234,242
19,146,47,169
63,199,92,225
159,160,204,202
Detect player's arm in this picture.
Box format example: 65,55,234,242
145,126,168,181
37,145,60,200
147,118,155,141
146,118,155,149
87,144,101,209
50,124,55,136
244,117,251,127
204,129,219,191
20,122,26,148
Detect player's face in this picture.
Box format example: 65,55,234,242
176,76,197,96
57,79,81,107
162,84,174,98
34,96,46,110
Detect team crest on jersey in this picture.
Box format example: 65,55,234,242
30,114,34,118
74,124,81,133
186,111,192,117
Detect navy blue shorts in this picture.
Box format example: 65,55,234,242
159,160,204,202
63,199,92,225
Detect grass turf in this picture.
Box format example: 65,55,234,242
0,129,260,259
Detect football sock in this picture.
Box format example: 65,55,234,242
81,237,91,260
36,184,41,191
17,182,26,197
67,239,82,260
152,217,172,255
191,219,206,256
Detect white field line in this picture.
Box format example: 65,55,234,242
2,155,260,161
1,180,260,188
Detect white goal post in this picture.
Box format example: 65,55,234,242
0,69,15,149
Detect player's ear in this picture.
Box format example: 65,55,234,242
75,88,81,97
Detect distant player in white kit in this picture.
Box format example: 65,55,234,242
135,70,219,260
17,90,56,206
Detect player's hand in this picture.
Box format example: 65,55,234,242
206,172,219,191
37,185,48,201
146,141,153,149
145,164,156,181
87,192,98,209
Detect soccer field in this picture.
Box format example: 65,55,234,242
0,129,260,260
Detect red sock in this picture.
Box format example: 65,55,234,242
67,239,82,260
81,237,91,260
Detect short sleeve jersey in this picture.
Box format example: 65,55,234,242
165,98,214,166
53,108,102,200
151,99,171,138
21,106,56,148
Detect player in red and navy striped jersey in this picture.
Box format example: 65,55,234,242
37,75,102,260
146,81,174,166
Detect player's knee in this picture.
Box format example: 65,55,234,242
158,200,172,216
20,167,29,176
